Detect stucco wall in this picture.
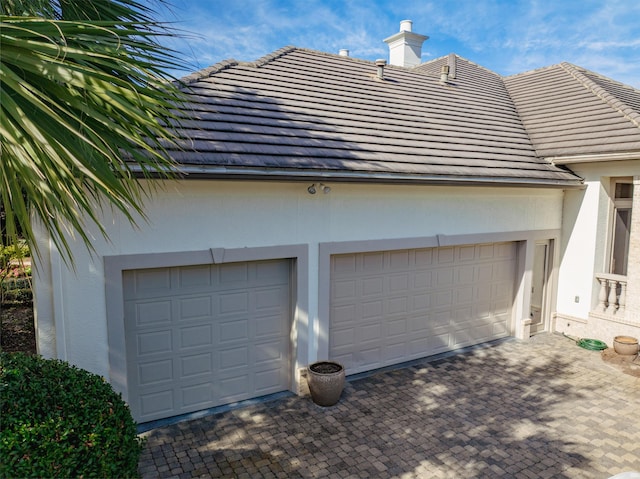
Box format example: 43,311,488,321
34,180,564,380
555,161,640,343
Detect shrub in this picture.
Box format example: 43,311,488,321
0,353,143,478
0,241,31,305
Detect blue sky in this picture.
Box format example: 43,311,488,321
156,0,640,87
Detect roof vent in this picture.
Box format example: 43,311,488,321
440,64,450,83
339,49,349,57
384,20,429,67
375,59,387,79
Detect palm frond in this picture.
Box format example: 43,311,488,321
0,0,189,264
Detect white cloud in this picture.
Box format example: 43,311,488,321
152,0,640,87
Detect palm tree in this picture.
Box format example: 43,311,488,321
1,0,187,263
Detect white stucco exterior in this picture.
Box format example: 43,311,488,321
34,179,564,402
555,160,640,342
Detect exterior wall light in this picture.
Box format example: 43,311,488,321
307,183,331,194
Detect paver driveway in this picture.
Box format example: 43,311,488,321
138,333,640,478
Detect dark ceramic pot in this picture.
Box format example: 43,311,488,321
307,361,345,407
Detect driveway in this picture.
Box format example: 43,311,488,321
138,333,640,478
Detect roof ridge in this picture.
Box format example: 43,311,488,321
416,53,501,79
560,62,640,129
179,46,381,85
178,47,301,85
252,46,298,67
179,59,241,85
504,63,561,81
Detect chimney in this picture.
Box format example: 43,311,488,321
339,49,349,57
383,20,429,67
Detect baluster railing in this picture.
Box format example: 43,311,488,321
595,273,627,318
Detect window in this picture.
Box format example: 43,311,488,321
610,179,633,276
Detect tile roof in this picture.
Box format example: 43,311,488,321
167,47,640,187
504,63,640,159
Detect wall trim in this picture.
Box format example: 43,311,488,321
104,244,309,404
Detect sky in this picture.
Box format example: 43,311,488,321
154,0,640,88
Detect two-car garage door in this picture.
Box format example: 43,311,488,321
123,259,291,423
330,242,517,374
122,241,516,422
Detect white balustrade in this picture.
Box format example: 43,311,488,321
595,273,627,317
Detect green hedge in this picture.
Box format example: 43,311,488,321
0,353,143,478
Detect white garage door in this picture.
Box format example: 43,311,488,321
330,242,516,374
123,259,291,422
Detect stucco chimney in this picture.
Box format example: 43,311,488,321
383,20,429,67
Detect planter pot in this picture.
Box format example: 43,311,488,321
613,336,639,356
307,361,345,407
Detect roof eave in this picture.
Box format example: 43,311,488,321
549,151,640,165
132,164,585,189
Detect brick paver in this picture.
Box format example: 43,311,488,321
139,333,640,478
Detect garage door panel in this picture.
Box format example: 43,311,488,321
125,260,291,422
179,324,213,350
134,301,172,327
333,280,356,299
255,315,285,337
458,245,476,261
140,390,174,418
362,277,384,296
182,383,211,408
255,369,284,393
124,268,172,299
330,243,516,374
137,330,172,356
218,318,249,343
359,323,382,343
218,375,249,402
218,345,249,369
218,262,249,284
254,339,287,362
331,328,354,349
219,291,249,315
332,304,356,324
456,265,475,283
437,247,455,264
389,274,409,291
412,294,430,312
389,250,410,269
180,353,212,378
255,260,289,280
363,252,384,271
436,268,454,286
179,296,212,321
138,359,174,386
255,287,287,310
434,290,453,307
388,317,408,336
178,265,211,289
362,300,383,319
428,331,451,357
333,255,356,273
414,271,432,288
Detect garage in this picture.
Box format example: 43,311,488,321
123,259,291,423
330,242,516,374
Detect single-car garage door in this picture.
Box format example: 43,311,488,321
123,259,291,423
330,242,516,374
